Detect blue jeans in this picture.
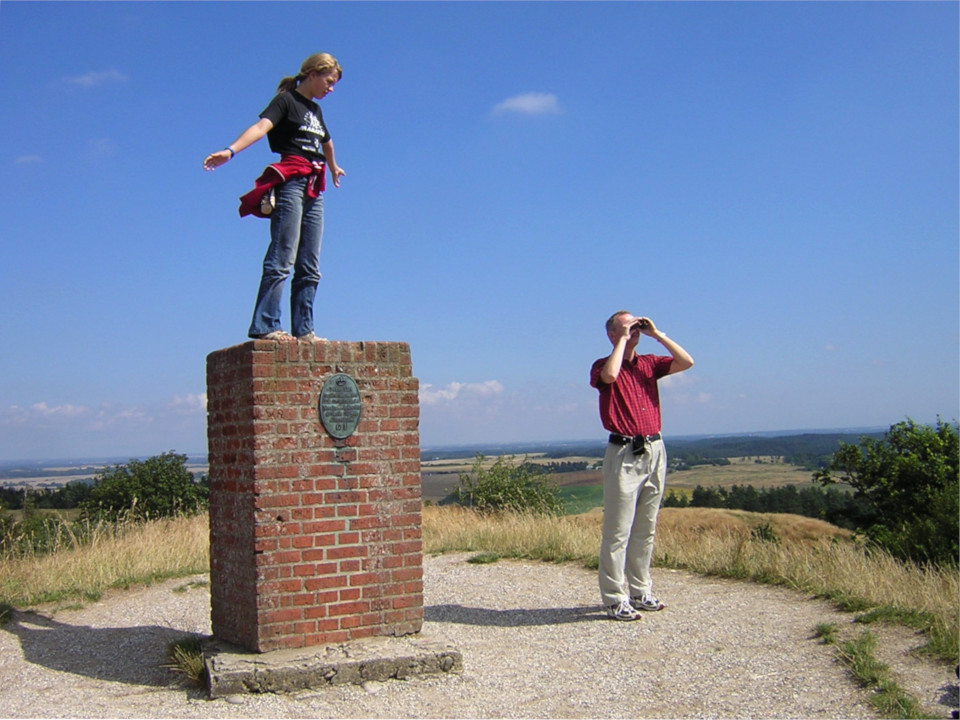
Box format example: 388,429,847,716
248,177,323,338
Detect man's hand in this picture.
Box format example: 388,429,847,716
613,313,641,340
635,316,659,338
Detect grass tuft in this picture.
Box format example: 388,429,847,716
165,635,208,686
815,622,838,645
831,631,935,719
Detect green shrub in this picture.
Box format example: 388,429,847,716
815,418,959,566
750,522,779,544
454,455,563,515
81,451,208,523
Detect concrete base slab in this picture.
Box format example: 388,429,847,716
203,634,463,698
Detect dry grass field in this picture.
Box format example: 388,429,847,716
0,514,210,608
667,457,817,490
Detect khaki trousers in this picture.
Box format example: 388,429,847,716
598,438,666,607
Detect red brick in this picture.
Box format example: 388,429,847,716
304,575,346,591
330,601,368,617
303,605,328,619
327,545,366,560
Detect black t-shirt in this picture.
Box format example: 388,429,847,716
259,91,331,162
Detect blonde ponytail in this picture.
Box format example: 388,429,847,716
276,53,342,93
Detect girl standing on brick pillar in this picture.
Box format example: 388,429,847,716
203,53,345,342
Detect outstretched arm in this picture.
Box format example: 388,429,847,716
203,117,274,171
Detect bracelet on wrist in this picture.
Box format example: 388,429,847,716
225,147,235,158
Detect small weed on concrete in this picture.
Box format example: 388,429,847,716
166,635,207,687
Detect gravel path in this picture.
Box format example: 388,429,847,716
1,553,956,718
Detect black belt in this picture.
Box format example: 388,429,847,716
609,432,661,455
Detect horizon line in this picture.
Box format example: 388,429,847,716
0,424,902,466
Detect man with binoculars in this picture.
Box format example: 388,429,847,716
590,311,694,621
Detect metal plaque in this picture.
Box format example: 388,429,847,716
318,373,363,439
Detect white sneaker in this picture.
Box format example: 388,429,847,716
631,593,665,612
606,600,641,621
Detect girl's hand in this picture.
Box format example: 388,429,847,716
203,150,232,171
329,164,346,188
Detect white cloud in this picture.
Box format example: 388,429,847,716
420,380,504,406
419,379,600,447
491,92,562,117
0,393,207,460
168,393,207,415
660,373,695,389
16,155,41,164
30,402,89,418
86,138,117,159
660,372,713,409
66,69,128,88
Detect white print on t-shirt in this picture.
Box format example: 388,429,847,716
298,111,327,154
300,111,326,138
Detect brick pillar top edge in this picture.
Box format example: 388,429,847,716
208,340,411,360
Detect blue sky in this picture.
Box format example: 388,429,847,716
0,1,957,461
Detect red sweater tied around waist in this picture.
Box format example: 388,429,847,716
238,155,326,218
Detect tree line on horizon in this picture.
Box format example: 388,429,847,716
530,430,889,470
662,483,872,531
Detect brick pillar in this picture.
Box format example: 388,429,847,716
205,340,423,653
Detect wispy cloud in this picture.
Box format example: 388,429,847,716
419,379,599,447
15,155,42,165
491,92,562,117
168,393,207,415
420,380,504,406
29,402,89,419
86,138,118,159
0,393,207,460
65,69,128,88
660,373,694,389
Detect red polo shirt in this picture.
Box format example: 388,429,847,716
590,353,674,437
